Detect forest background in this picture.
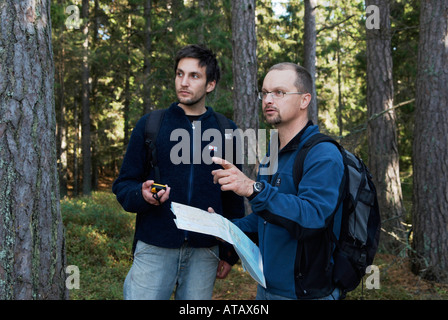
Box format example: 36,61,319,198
53,0,419,198
1,0,447,300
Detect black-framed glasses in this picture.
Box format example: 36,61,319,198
258,90,305,100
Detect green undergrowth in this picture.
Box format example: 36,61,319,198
61,191,448,300
61,192,134,299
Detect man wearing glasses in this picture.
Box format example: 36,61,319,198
212,63,344,300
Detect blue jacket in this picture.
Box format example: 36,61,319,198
233,124,344,299
113,103,245,262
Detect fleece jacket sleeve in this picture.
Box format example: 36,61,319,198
250,142,344,241
112,115,154,214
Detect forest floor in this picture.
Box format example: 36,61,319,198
61,190,448,300
213,253,448,300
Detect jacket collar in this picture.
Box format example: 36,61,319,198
169,102,214,120
280,120,315,153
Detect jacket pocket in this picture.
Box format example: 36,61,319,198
294,232,334,299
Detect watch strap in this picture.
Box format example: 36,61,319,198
247,181,264,201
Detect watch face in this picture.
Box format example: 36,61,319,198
254,182,262,192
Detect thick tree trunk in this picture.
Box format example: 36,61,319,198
412,0,448,283
0,0,67,299
366,0,405,254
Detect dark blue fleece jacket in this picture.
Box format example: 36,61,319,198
233,124,344,299
113,103,245,261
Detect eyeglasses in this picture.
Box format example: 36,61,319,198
258,90,305,100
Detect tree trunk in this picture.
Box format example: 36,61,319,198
73,92,80,196
90,0,100,191
81,0,92,195
336,28,343,138
56,29,68,197
231,0,258,165
123,14,132,146
196,0,206,44
0,0,67,299
412,0,448,283
231,0,258,213
303,0,318,124
366,0,406,254
143,0,152,114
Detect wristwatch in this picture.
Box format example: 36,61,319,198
248,181,264,201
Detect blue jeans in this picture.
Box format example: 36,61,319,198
256,285,340,300
123,241,219,300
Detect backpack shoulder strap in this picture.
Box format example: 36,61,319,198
214,111,233,132
144,109,166,181
145,109,166,141
293,133,347,247
292,133,341,191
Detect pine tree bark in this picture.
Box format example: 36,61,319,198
231,0,258,178
366,0,405,254
0,0,67,299
412,0,448,283
303,0,318,125
231,0,258,214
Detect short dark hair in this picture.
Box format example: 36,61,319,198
174,44,221,85
268,62,312,95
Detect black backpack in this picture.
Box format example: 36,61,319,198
293,133,381,299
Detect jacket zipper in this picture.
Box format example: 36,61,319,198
184,120,196,241
187,121,196,205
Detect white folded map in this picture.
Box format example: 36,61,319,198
171,202,266,288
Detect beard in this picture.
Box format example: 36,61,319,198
179,96,202,106
266,115,282,125
177,91,207,107
264,109,282,125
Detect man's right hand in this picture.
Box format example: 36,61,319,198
142,180,171,205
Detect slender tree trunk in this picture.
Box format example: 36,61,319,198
412,0,448,283
366,0,405,254
91,0,100,191
196,0,206,44
336,28,343,137
143,0,152,114
124,15,132,146
81,0,92,195
73,92,80,196
303,0,318,124
56,29,68,197
0,0,67,299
